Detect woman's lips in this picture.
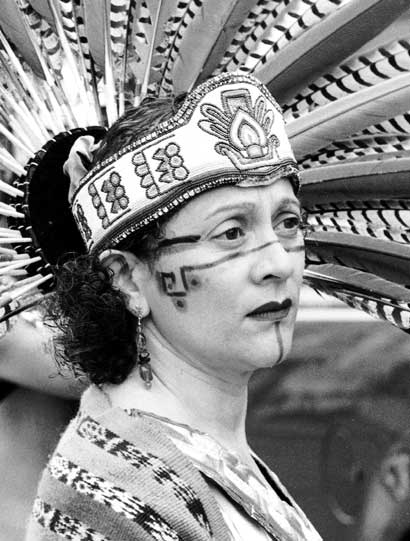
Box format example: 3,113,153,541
247,298,292,321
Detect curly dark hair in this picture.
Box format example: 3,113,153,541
48,96,185,385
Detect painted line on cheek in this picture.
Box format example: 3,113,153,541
274,322,284,363
183,240,281,272
157,235,201,250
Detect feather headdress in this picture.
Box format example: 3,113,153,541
0,0,409,331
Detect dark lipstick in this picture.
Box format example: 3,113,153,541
247,298,292,320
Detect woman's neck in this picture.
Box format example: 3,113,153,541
104,321,252,458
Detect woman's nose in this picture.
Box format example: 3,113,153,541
249,238,295,284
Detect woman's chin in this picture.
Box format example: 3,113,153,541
238,344,290,373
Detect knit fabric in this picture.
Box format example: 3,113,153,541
25,386,230,541
26,385,320,540
137,411,322,541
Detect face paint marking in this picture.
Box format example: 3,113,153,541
173,298,186,311
156,239,304,308
156,241,281,298
183,240,280,272
189,275,201,289
274,322,284,363
156,271,187,297
157,235,201,249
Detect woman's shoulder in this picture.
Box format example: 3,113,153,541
26,385,229,540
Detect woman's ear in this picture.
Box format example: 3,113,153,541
99,249,150,317
380,449,410,502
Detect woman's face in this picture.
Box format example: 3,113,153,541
139,179,305,380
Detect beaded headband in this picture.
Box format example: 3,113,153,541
71,73,299,253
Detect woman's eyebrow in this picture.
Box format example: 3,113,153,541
205,202,255,221
275,198,302,213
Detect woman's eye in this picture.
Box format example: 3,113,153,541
216,227,245,241
284,216,301,229
276,215,303,235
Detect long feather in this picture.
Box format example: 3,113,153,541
0,28,61,136
121,0,139,108
284,38,410,121
304,264,410,302
14,0,79,128
355,112,410,137
300,155,410,204
194,0,259,84
251,0,410,103
305,230,410,286
288,72,410,159
215,0,284,75
159,0,262,96
102,0,118,124
139,0,178,98
242,0,353,74
107,0,131,116
304,265,410,330
300,135,410,169
0,0,44,73
48,0,100,125
306,206,410,244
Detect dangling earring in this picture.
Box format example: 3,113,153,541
136,311,153,389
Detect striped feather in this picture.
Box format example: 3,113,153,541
305,231,410,286
253,0,410,103
241,0,352,74
306,206,410,244
288,72,410,159
304,264,410,301
108,0,132,116
355,112,410,137
0,28,62,137
18,0,63,75
159,0,264,95
152,0,204,95
58,0,102,121
215,0,285,74
304,265,410,330
58,0,81,55
300,134,410,168
331,291,410,330
284,38,410,121
300,155,410,206
195,0,260,84
124,0,153,101
135,0,181,98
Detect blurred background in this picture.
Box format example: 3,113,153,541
248,288,410,541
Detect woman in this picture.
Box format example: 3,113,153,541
26,73,322,540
